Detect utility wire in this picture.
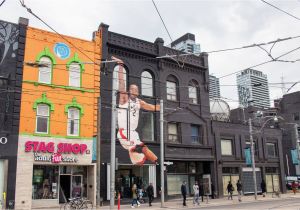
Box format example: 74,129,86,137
0,0,6,7
219,43,300,79
151,0,173,43
261,0,300,21
19,0,105,67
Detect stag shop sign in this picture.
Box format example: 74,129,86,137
24,141,90,163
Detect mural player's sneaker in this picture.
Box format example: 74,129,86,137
142,146,158,163
129,151,146,165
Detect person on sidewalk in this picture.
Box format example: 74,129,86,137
146,183,154,207
193,181,200,206
236,180,243,202
261,179,266,197
292,181,297,194
131,184,140,208
226,181,234,200
199,181,204,202
181,181,187,207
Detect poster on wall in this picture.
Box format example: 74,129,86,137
113,56,159,165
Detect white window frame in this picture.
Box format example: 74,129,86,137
141,71,153,97
221,139,233,156
38,56,52,84
166,81,177,101
69,62,81,87
67,108,80,136
35,104,50,134
267,143,277,158
168,123,179,143
188,84,198,104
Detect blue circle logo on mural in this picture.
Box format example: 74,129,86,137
54,43,70,60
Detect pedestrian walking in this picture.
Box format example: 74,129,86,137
146,183,154,207
199,181,204,202
193,181,200,206
292,181,297,194
211,183,215,199
181,181,187,207
226,181,234,200
236,180,243,202
131,184,140,208
261,179,266,197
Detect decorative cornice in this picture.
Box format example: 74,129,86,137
66,53,85,72
65,97,84,116
33,93,54,111
36,47,57,65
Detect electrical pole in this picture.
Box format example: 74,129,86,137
248,118,257,200
294,124,300,172
160,99,165,208
110,70,117,209
96,97,101,207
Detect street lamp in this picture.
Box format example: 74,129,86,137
248,113,280,200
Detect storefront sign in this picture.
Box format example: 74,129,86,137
0,137,7,144
25,141,89,154
24,141,90,163
34,153,78,163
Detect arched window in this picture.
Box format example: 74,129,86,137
188,80,198,104
113,65,127,91
38,56,52,84
36,104,50,134
69,62,81,87
67,108,80,136
141,71,153,97
166,75,178,101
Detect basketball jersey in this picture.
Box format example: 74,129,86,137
117,98,140,130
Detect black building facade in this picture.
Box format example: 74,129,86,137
277,91,300,177
212,112,286,196
0,18,27,208
99,23,214,200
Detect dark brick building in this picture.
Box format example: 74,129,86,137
99,23,214,200
212,119,285,196
0,18,27,207
277,91,300,177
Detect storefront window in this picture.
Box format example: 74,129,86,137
167,175,189,195
32,165,59,199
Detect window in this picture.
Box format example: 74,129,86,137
38,56,52,84
188,81,198,104
221,139,233,156
114,65,127,91
246,141,258,156
168,123,179,143
140,111,154,141
141,71,153,97
166,81,177,101
191,124,201,144
69,62,81,87
32,165,59,199
267,143,277,158
293,113,300,121
36,104,50,134
67,108,80,136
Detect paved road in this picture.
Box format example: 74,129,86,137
198,198,300,210
99,197,300,210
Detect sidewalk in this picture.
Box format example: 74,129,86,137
97,193,300,210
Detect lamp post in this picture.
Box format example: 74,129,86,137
248,114,280,200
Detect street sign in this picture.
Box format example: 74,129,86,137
164,161,173,165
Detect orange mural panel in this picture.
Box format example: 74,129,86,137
19,27,101,138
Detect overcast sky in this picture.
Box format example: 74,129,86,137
1,0,300,109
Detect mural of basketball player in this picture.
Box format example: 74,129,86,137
112,56,160,165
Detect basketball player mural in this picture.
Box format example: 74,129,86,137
112,56,160,165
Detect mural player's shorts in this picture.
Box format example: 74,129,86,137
117,128,144,151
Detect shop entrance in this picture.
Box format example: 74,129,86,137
59,175,83,202
115,165,150,199
59,175,71,202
